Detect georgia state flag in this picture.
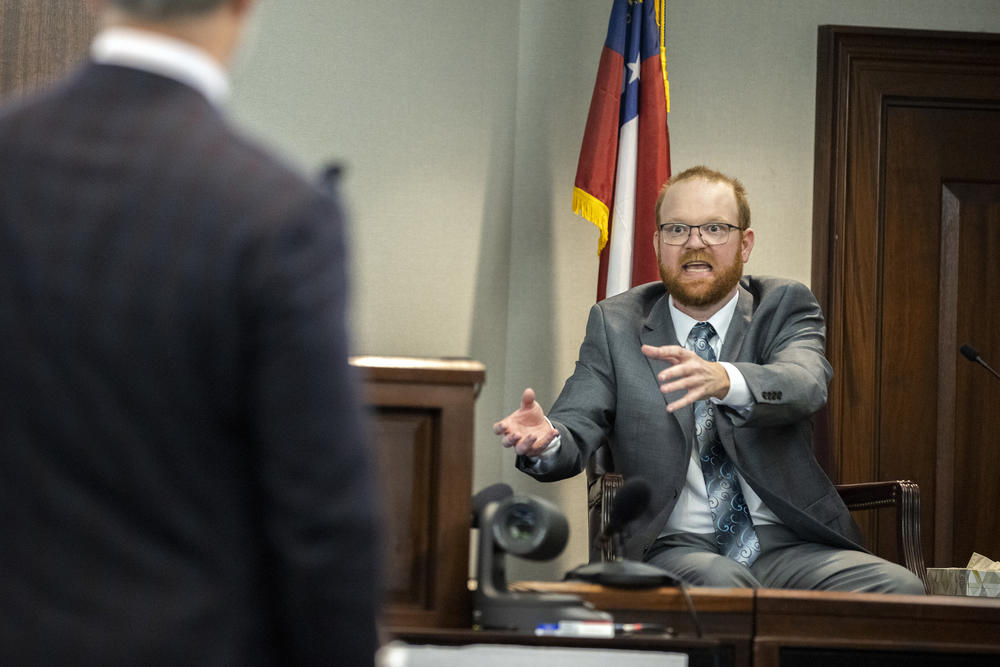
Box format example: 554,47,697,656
572,0,670,301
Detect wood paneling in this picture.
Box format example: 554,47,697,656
754,588,1000,666
0,0,95,101
811,26,1000,568
374,409,436,608
943,183,1000,566
880,108,1000,564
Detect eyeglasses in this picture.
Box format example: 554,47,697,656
657,222,741,246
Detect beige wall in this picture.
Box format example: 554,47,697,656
231,0,1000,581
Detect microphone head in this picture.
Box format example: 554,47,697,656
608,477,651,527
960,344,979,362
471,483,513,527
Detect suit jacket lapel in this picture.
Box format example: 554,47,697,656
720,284,752,361
717,284,753,464
640,294,695,448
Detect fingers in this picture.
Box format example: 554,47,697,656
498,426,558,451
641,343,687,362
520,387,536,411
493,387,535,435
513,430,558,457
492,418,509,435
665,392,699,413
658,374,705,400
513,434,538,455
494,387,557,456
657,374,706,413
654,357,704,386
644,347,730,412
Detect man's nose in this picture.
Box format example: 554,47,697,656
684,226,708,248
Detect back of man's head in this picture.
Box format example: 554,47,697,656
104,0,254,65
110,0,227,19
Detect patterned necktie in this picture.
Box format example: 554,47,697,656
687,322,760,567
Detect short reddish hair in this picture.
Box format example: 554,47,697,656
655,165,751,230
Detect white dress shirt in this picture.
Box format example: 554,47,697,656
660,293,781,536
91,27,230,106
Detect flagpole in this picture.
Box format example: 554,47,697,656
657,0,669,112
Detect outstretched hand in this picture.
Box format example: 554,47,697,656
641,344,730,412
492,388,559,457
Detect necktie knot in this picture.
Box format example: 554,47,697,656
687,322,717,362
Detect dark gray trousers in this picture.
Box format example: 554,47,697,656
644,524,925,594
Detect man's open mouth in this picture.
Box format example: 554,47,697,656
682,261,713,273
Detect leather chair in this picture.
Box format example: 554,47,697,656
585,446,929,592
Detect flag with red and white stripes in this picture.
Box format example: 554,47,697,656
572,0,670,301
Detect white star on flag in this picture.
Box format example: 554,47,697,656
626,53,641,84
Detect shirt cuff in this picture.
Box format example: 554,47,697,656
525,419,562,471
713,361,753,414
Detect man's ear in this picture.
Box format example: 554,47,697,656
740,228,755,263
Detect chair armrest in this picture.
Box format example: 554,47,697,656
597,473,623,561
835,480,904,509
836,480,928,592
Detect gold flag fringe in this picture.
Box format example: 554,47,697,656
572,187,610,255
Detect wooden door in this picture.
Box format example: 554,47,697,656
0,0,94,101
812,26,1000,567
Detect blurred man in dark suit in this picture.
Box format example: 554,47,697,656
0,1,380,664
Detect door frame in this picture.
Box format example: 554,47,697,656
810,25,1000,564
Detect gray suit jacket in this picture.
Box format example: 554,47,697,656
517,276,864,561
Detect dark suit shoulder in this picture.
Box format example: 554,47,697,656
212,130,330,223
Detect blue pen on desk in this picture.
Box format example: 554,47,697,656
534,621,615,637
535,623,559,635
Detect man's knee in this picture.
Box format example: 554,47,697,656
880,566,926,595
693,561,759,588
818,558,926,595
650,550,759,588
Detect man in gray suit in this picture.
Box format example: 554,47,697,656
494,166,923,593
0,1,380,664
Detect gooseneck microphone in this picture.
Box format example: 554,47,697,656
960,344,1000,382
599,478,652,544
565,476,677,588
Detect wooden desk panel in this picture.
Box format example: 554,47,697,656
754,588,1000,666
387,578,1000,665
352,357,485,629
506,583,1000,666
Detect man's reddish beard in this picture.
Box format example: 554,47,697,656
658,246,744,309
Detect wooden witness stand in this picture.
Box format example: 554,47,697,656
395,581,1000,667
354,358,1000,665
351,356,485,629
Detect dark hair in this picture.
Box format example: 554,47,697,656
655,165,751,230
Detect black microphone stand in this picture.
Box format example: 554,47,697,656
565,531,677,588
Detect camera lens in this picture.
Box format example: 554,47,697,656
490,496,568,559
503,504,538,542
